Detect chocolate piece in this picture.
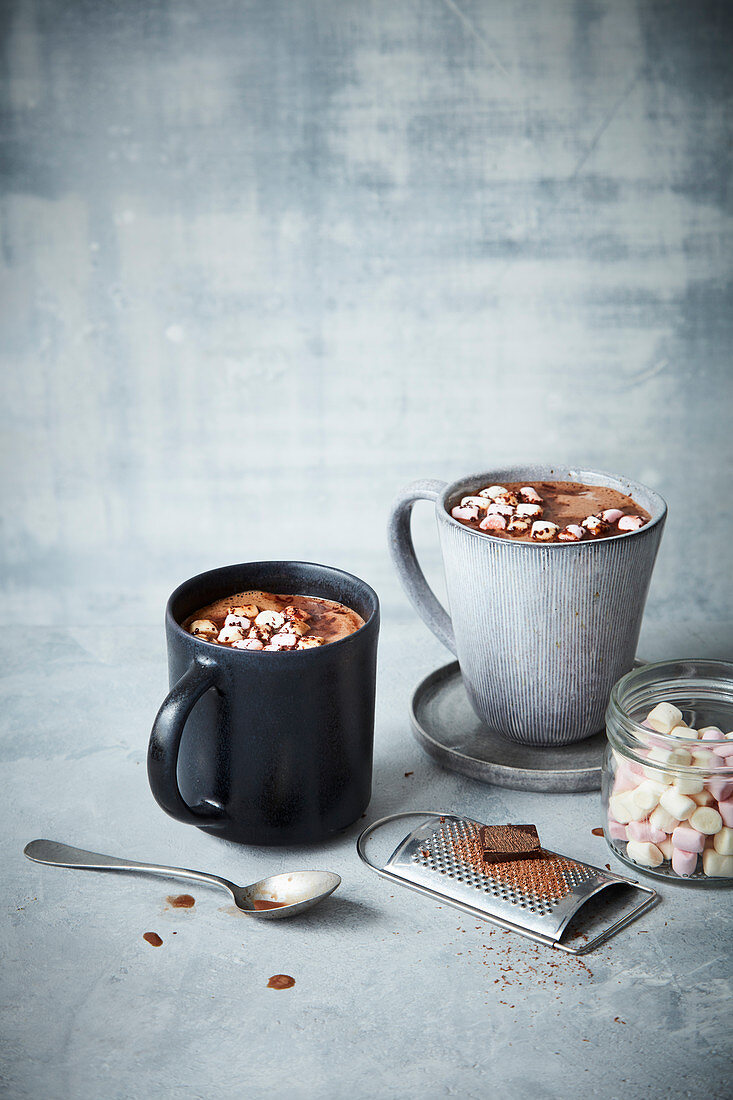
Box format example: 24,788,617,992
479,824,542,864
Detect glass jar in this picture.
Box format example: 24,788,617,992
603,659,733,885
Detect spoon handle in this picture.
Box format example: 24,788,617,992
24,839,238,897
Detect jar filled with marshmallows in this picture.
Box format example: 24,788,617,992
603,659,733,885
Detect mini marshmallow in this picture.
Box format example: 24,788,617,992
627,820,667,844
297,636,324,648
515,503,543,517
670,773,704,795
232,638,264,650
669,725,699,741
617,515,644,531
657,837,674,860
479,514,507,532
452,505,480,522
659,787,697,821
692,789,715,807
702,849,733,878
224,613,251,631
601,508,624,524
518,486,543,503
629,779,666,812
531,521,559,541
610,790,648,824
706,778,733,802
700,726,725,741
507,517,531,534
645,702,684,734
671,825,705,853
190,619,217,636
479,485,509,500
626,840,664,868
486,502,515,517
581,515,608,536
217,626,248,644
691,749,715,766
671,848,698,877
607,818,628,841
711,742,733,758
255,610,286,630
714,827,733,856
461,496,492,510
718,799,733,828
558,525,586,542
689,806,723,835
268,633,299,650
649,805,680,833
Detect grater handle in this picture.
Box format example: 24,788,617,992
357,811,455,870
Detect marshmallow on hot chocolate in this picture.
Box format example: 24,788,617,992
452,505,481,522
531,521,560,541
515,503,543,518
224,612,252,631
217,625,248,644
190,619,217,636
255,610,286,631
582,515,608,537
518,486,543,504
601,508,624,524
479,486,510,500
480,514,507,532
232,638,264,650
618,515,644,531
557,525,585,542
507,516,531,535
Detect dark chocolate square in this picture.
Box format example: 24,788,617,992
479,824,542,864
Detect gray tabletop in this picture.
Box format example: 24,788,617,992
2,617,732,1100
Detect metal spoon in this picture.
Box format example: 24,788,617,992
24,839,340,919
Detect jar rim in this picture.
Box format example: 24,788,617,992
605,658,733,772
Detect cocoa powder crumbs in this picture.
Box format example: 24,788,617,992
447,830,580,901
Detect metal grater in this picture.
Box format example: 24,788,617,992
357,811,658,954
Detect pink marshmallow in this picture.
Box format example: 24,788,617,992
627,820,667,844
479,513,507,531
671,848,698,877
607,818,628,842
706,778,733,801
711,742,733,757
718,798,733,828
614,761,641,792
671,825,705,853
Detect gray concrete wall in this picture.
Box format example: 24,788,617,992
2,0,732,630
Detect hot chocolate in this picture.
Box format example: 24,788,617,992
449,480,650,543
183,590,364,651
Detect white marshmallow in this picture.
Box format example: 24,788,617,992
479,485,509,500
190,619,217,636
629,779,666,812
518,486,543,503
486,502,515,517
255,610,286,630
297,636,325,649
689,807,723,835
530,521,559,541
610,791,647,824
692,789,715,807
702,849,733,878
649,805,680,833
713,827,733,856
451,505,480,522
669,725,698,741
601,508,624,524
582,515,607,536
657,837,674,860
232,638,264,650
659,788,697,821
507,517,531,534
460,496,492,510
691,749,715,766
646,702,684,734
626,840,664,868
268,633,299,650
557,525,586,542
515,503,543,517
217,626,248,644
224,613,251,631
670,773,704,795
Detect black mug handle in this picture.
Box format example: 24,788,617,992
147,657,226,828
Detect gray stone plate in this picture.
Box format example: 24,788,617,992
410,661,607,792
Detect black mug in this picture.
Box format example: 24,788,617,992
147,561,380,845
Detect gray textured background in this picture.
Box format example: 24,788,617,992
2,0,732,630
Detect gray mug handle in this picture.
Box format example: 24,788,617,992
388,479,456,654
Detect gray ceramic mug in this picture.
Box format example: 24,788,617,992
389,465,667,746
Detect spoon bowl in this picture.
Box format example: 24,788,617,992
24,840,340,918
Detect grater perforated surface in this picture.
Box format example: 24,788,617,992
385,814,617,941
